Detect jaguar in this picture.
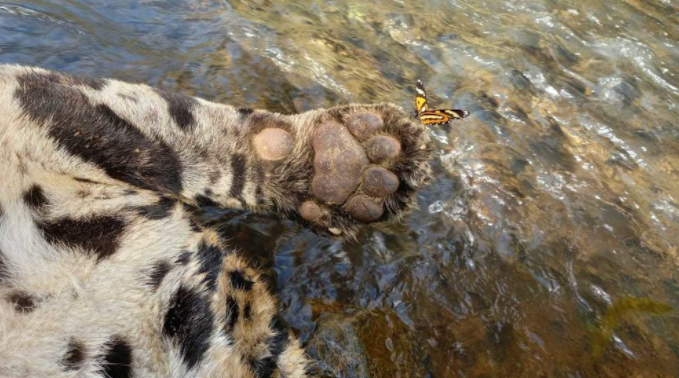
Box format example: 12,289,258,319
0,65,433,378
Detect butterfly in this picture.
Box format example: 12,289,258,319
415,80,469,125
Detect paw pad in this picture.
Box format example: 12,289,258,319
253,128,294,161
299,200,323,222
345,195,383,222
347,113,383,140
311,121,369,204
297,104,431,236
365,135,401,163
307,112,408,226
362,167,399,197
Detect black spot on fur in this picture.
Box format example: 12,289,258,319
244,112,293,135
76,189,91,199
62,338,86,371
15,72,183,194
254,165,265,205
225,296,239,332
117,93,138,103
194,194,219,208
23,185,48,211
148,261,171,290
250,355,278,376
237,107,254,117
38,216,126,261
188,217,202,232
268,315,289,355
176,251,191,265
250,314,290,378
229,154,247,199
42,72,66,83
136,197,176,220
229,270,254,291
163,286,213,369
244,303,252,320
304,364,319,377
41,71,106,91
197,242,224,291
8,291,36,313
255,187,264,206
71,76,106,91
100,336,132,378
208,170,221,185
73,177,99,184
157,90,197,131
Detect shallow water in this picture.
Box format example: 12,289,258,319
2,0,679,376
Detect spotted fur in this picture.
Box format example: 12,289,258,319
0,65,433,378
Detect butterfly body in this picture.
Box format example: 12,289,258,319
415,80,469,125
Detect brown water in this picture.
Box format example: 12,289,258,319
2,0,679,376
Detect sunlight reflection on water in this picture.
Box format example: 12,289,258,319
1,0,678,376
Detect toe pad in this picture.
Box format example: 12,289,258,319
347,113,383,140
299,201,323,221
345,195,384,222
363,167,399,197
366,135,401,163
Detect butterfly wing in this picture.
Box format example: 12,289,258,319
441,109,469,119
415,80,429,115
415,80,469,124
419,109,469,125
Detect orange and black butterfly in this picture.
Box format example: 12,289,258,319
415,80,469,125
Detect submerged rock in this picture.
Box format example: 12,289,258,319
306,314,370,378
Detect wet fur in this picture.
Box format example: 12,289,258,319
0,65,431,377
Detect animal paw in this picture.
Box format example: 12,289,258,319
292,103,433,238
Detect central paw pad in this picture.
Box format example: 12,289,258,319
311,121,368,204
298,105,432,237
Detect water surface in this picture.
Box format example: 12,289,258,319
2,0,679,376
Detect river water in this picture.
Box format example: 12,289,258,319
2,0,678,376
